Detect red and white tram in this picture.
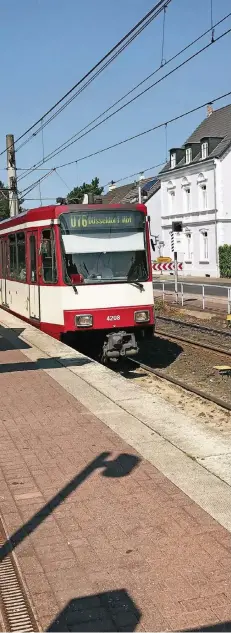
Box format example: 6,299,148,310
0,202,154,361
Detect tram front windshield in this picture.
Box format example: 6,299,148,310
59,209,148,284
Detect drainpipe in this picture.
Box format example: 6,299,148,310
213,160,219,277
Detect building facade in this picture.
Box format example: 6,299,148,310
146,104,231,277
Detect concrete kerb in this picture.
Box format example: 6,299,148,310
1,309,231,532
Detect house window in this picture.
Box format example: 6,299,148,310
185,148,192,164
200,230,209,261
201,141,208,159
168,191,175,214
170,152,176,169
167,181,175,213
186,232,192,261
197,173,208,210
185,187,191,213
201,184,207,210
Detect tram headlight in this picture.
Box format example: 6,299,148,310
75,314,93,328
134,310,150,323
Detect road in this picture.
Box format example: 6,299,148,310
153,279,231,297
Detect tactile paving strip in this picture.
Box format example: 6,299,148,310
0,520,38,632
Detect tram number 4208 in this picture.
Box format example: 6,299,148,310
106,315,121,322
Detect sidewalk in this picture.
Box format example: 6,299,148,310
154,287,230,315
153,274,231,285
1,312,231,631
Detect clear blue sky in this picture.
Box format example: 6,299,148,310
1,0,231,206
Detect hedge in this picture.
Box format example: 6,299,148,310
219,244,231,278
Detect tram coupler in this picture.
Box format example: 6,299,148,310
102,330,138,362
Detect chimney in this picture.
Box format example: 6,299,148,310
207,104,213,117
108,180,116,191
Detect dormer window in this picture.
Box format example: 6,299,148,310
201,141,208,159
185,147,192,164
170,152,176,169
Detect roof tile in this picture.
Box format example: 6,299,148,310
160,103,231,174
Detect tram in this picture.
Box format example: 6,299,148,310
0,201,154,361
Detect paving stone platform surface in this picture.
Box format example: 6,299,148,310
0,327,231,631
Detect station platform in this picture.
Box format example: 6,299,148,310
0,310,231,631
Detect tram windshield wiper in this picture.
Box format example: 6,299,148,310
71,283,78,294
127,277,144,291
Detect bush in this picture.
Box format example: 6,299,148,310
219,245,231,278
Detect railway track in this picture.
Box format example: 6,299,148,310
155,315,231,355
74,315,231,414
157,315,231,337
155,329,231,356
123,318,231,413
125,356,231,413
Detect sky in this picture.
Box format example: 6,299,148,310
0,0,231,207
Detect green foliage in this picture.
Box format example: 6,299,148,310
62,177,104,205
219,244,231,278
0,181,10,219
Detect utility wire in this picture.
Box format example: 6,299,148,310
103,162,165,187
20,2,170,145
18,13,231,182
19,88,231,197
1,0,169,158
15,2,169,156
19,168,55,199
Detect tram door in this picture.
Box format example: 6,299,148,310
0,238,8,305
28,231,40,320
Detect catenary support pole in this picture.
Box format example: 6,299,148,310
6,134,19,217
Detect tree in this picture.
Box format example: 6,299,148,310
0,182,24,217
219,245,231,278
57,177,104,205
0,181,10,219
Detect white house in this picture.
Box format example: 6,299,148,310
146,103,231,277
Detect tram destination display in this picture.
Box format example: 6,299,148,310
60,210,145,232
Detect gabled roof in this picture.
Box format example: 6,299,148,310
145,178,160,201
102,176,158,204
160,103,231,174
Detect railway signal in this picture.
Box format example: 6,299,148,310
171,221,183,303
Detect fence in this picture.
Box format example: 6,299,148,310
154,281,231,314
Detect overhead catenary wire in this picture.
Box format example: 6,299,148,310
19,88,231,198
18,14,231,183
19,168,55,199
19,11,231,180
0,0,170,158
19,161,165,201
19,3,169,145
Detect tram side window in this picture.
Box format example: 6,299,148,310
8,232,26,281
41,229,57,283
17,232,26,281
9,234,17,278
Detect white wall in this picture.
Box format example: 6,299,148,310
158,161,219,276
146,188,161,260
218,150,231,228
161,163,215,223
146,150,231,277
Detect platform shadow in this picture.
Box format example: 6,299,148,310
0,325,30,350
47,589,141,632
0,452,140,563
0,355,92,373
